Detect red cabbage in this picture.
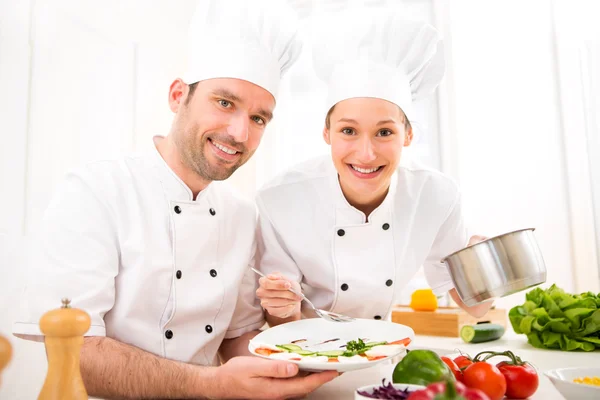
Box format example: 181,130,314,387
356,379,412,399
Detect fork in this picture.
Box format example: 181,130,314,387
250,267,355,323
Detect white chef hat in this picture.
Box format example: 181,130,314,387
182,0,303,100
311,8,445,124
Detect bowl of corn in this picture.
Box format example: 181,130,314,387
545,367,600,400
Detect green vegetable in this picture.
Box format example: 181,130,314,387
276,344,302,352
316,350,345,357
460,323,505,343
295,350,315,356
509,284,600,351
346,338,368,352
392,349,455,386
342,338,370,356
365,341,387,348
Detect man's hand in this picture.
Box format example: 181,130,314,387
256,272,302,319
210,356,339,399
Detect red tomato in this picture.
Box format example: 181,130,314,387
441,356,464,383
425,382,449,395
426,380,467,394
463,388,491,400
406,389,435,400
254,348,281,356
421,381,490,400
454,355,474,370
497,361,539,399
365,355,386,361
463,362,507,400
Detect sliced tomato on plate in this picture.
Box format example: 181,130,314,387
365,355,386,361
388,337,412,346
254,348,281,356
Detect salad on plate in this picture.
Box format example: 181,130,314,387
251,337,411,364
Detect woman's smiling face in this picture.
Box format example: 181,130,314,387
323,97,413,210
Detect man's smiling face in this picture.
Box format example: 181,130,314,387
170,77,275,181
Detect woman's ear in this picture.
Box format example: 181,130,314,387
404,125,413,147
323,126,331,145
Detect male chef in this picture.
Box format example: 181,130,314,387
12,0,338,398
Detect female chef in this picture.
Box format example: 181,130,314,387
254,9,493,327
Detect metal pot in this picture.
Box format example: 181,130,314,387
441,228,547,306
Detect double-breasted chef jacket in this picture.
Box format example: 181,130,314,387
255,155,469,320
13,136,264,366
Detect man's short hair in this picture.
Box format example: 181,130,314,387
185,82,199,106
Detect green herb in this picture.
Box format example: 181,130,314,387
343,338,368,356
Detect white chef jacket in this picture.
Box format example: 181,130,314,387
255,155,468,320
13,137,264,366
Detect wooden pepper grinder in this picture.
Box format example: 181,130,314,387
0,334,12,389
38,298,90,400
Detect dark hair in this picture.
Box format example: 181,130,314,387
184,82,199,106
325,103,412,130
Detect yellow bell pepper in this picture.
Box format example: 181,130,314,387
410,289,438,312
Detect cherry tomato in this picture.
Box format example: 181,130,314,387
424,382,444,394
426,380,467,394
497,361,539,399
427,382,468,394
415,381,490,400
463,362,507,400
454,355,474,370
463,388,491,400
406,389,435,400
441,356,464,383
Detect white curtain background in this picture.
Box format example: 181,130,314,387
580,41,600,279
1,1,599,398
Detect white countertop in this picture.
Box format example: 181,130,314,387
307,332,598,399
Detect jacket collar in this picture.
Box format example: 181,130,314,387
328,159,398,226
149,136,213,203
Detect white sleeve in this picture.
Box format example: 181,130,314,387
12,170,118,341
254,194,303,283
225,245,266,339
423,192,469,296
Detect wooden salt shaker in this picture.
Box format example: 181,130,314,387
38,298,90,400
0,334,12,388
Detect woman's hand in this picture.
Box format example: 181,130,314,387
468,235,488,246
450,234,494,318
256,272,303,319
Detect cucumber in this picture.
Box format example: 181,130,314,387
316,350,345,357
365,341,387,348
276,344,303,352
295,350,316,356
460,323,505,343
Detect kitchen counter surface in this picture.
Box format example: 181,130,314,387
308,331,597,399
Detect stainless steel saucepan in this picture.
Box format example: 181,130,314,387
442,228,547,307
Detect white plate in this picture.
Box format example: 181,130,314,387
249,318,414,372
544,367,600,400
